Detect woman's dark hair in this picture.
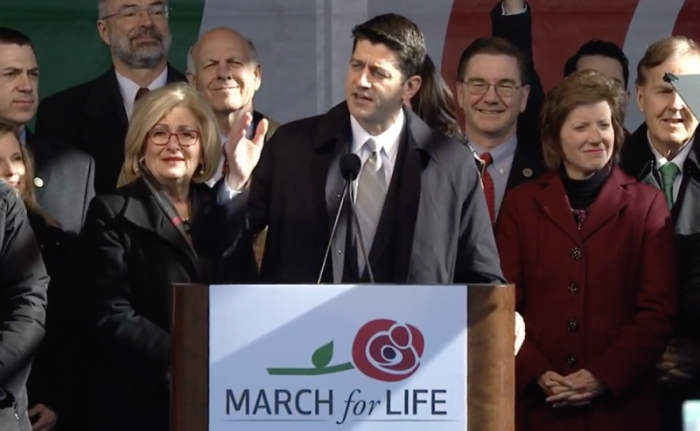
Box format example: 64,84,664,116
540,70,627,170
410,54,462,139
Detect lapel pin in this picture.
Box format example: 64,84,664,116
522,168,533,178
33,177,44,188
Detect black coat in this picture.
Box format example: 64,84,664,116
34,66,186,195
194,103,505,285
79,178,241,431
0,181,48,429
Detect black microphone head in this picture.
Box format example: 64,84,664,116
340,153,361,181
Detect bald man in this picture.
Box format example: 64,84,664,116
187,27,278,269
187,27,279,186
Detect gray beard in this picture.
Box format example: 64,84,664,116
111,34,172,69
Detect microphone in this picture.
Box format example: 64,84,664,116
317,154,361,283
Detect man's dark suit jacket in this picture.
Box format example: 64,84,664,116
194,102,505,285
0,180,48,430
619,124,700,431
26,131,95,236
34,65,186,195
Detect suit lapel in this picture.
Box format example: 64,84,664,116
673,143,700,231
579,167,631,240
312,103,353,242
506,132,544,190
122,180,200,277
25,130,54,203
534,172,581,244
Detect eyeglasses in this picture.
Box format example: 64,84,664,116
462,81,521,97
148,128,200,147
101,4,170,21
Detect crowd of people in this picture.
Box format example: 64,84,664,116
0,0,697,430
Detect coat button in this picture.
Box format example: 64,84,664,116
571,247,582,260
567,283,578,294
566,355,577,368
567,319,578,332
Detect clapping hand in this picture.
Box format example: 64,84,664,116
544,369,606,408
224,112,269,191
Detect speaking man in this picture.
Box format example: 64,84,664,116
193,13,503,286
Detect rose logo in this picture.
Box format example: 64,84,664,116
266,318,424,382
351,319,425,382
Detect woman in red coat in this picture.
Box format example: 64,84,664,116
496,70,677,430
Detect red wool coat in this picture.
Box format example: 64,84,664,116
496,167,677,431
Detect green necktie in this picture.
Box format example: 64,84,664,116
659,162,681,208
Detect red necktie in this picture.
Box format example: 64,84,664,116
135,87,150,102
479,152,495,224
221,144,229,178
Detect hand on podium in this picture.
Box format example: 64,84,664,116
515,312,525,355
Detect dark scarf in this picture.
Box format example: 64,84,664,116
559,163,612,228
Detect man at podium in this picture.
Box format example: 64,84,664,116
193,13,504,287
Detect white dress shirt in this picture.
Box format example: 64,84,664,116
648,130,694,204
115,67,168,120
350,111,404,200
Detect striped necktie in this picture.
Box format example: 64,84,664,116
355,138,387,273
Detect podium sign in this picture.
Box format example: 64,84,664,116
171,283,514,431
208,285,467,430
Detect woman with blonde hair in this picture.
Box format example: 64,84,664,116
79,82,245,431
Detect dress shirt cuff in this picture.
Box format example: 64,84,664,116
501,1,527,15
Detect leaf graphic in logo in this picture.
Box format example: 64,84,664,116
311,341,334,369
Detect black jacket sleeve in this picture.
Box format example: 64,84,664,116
0,182,48,402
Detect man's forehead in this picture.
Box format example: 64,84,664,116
352,40,400,67
106,0,165,10
0,44,37,66
196,35,249,61
648,54,700,84
465,54,519,78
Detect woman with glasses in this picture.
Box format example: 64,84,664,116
79,83,243,431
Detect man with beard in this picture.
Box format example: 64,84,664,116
34,0,185,194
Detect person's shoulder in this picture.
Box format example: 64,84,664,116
265,114,325,148
87,180,138,219
38,70,110,110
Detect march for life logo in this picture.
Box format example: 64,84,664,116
208,285,467,431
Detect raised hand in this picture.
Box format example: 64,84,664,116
224,112,269,191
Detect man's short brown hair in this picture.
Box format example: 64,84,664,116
456,37,528,85
636,36,700,86
540,70,627,170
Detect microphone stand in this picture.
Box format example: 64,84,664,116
317,182,350,284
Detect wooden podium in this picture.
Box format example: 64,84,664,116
171,284,515,431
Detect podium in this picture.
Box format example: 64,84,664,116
171,284,514,431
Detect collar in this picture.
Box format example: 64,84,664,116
115,67,168,106
647,129,694,170
468,133,518,172
350,110,404,160
218,119,255,146
18,126,26,146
